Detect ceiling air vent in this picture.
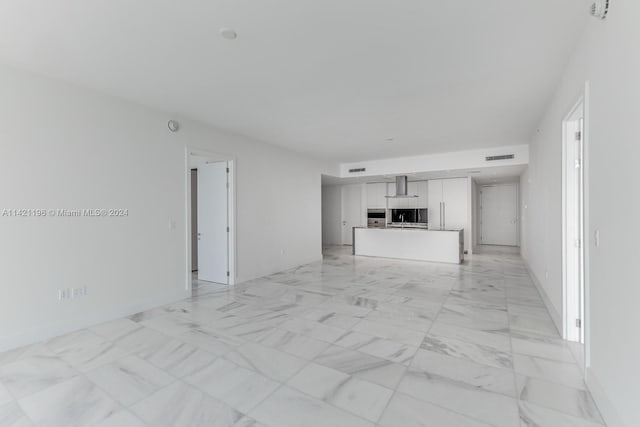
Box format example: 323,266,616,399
348,167,366,173
486,154,515,162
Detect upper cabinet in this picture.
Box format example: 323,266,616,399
428,180,444,227
417,181,428,208
366,182,388,209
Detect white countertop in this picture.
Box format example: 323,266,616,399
357,226,463,232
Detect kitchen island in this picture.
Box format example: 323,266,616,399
353,227,464,264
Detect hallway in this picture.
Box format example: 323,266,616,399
0,246,602,426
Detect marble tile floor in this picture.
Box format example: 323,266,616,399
0,245,604,427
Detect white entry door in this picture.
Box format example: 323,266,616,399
197,161,228,284
341,185,362,245
480,184,518,246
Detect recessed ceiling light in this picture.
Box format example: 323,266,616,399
220,28,238,40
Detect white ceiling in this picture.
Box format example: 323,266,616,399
0,1,587,162
322,165,526,186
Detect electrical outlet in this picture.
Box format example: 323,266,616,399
59,288,71,300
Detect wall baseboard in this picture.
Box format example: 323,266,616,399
1,253,325,353
523,260,622,426
0,289,189,353
523,259,563,336
587,367,625,427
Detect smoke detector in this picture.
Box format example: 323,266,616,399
590,0,610,20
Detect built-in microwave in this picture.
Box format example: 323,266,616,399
390,208,427,226
367,209,387,228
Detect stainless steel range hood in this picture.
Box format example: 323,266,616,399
385,176,419,198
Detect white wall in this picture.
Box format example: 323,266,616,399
521,2,640,425
0,65,335,351
321,185,342,246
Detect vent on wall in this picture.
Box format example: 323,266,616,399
486,154,515,162
348,168,366,173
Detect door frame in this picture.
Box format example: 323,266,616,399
185,147,236,290
562,86,588,347
479,183,519,247
340,184,364,245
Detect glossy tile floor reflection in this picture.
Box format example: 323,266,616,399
0,246,604,427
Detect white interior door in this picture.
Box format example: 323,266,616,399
191,169,198,271
197,161,228,284
480,184,518,246
341,184,362,245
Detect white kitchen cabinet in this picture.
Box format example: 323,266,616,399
366,183,377,208
407,182,419,208
428,178,467,229
366,182,388,209
427,177,469,252
387,183,400,208
442,178,468,229
417,181,428,208
428,180,444,228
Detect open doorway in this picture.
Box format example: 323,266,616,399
563,99,585,344
186,149,235,290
